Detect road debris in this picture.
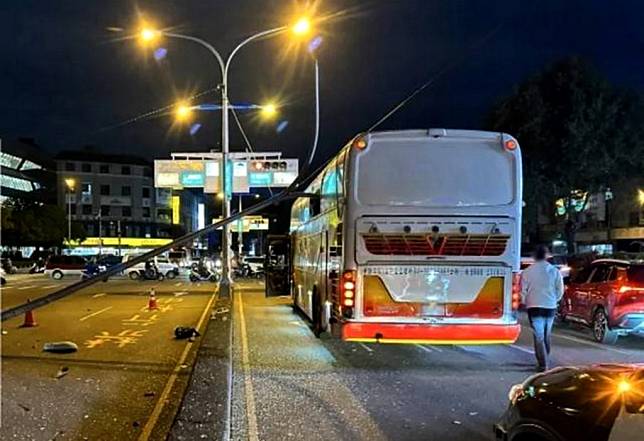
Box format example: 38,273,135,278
174,326,200,340
143,391,155,398
43,341,78,353
55,366,69,379
18,403,30,412
452,420,462,425
468,411,478,416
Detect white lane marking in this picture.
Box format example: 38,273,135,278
416,344,433,353
427,345,443,353
17,285,35,290
138,292,216,441
553,332,630,355
41,284,57,289
358,342,374,353
174,282,182,287
173,291,188,297
79,306,113,322
510,344,533,355
92,293,107,298
238,291,260,441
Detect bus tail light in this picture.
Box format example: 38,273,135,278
504,139,517,151
352,136,367,150
340,270,357,317
511,272,521,310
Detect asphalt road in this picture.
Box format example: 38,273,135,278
230,282,644,441
1,272,217,441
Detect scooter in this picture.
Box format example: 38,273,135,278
189,266,220,282
133,266,165,281
29,262,46,274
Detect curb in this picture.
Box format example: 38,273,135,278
167,291,233,441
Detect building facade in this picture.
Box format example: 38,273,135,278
55,150,174,239
0,137,56,204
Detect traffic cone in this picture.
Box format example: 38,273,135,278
147,289,158,311
21,304,38,328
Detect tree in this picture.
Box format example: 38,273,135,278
1,198,68,248
486,57,644,252
71,222,87,244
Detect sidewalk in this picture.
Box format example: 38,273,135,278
168,295,233,441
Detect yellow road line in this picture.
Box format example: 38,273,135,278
238,290,260,441
79,306,113,322
92,293,107,298
137,292,216,441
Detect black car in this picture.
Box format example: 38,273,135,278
495,364,643,441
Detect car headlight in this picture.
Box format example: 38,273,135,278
508,384,524,404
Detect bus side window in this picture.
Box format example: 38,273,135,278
329,223,343,257
310,195,321,217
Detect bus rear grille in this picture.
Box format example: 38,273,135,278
362,233,510,256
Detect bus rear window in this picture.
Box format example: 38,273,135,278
356,139,515,207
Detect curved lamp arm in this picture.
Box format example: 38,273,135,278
164,32,226,79
223,26,286,85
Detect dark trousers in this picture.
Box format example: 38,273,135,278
527,307,556,370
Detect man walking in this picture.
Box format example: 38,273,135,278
521,245,564,372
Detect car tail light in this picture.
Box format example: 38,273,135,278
340,270,356,317
511,272,521,310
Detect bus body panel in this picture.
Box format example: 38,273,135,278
290,129,522,344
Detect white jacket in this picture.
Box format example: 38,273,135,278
521,260,564,309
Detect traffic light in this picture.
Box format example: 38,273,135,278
250,160,288,172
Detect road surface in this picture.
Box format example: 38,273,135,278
230,282,643,441
1,273,217,440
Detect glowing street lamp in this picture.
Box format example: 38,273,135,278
292,18,311,36
175,103,193,122
139,27,160,44
638,189,644,205
260,103,278,119
64,178,76,190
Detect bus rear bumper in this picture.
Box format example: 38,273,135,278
341,322,521,344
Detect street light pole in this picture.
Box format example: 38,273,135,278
162,27,285,298
64,178,76,246
238,195,243,258
141,19,312,297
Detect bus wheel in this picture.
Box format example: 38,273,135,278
312,287,324,338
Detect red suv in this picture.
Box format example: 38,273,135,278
559,259,644,344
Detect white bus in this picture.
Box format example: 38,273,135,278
288,129,523,344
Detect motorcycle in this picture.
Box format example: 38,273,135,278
189,266,220,282
81,264,109,282
133,265,165,281
29,260,46,274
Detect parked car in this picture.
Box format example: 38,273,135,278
495,364,643,441
45,255,87,280
122,254,179,280
559,259,644,344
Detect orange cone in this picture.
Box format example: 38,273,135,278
147,289,158,311
21,309,38,328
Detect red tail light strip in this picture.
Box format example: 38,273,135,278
362,233,510,256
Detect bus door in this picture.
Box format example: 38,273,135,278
265,235,291,297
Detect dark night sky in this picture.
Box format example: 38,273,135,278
2,0,644,166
